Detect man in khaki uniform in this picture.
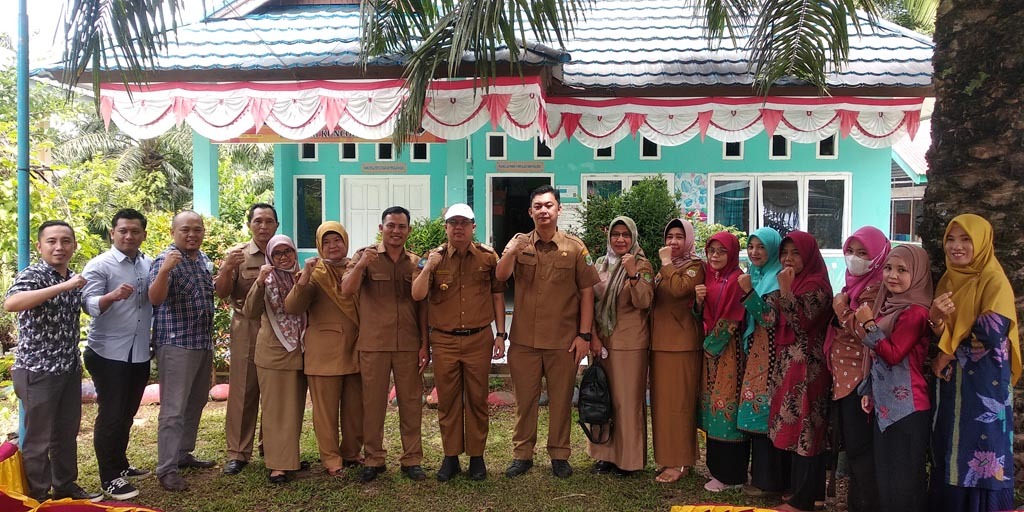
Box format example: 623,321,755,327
495,185,601,479
214,203,278,475
341,206,428,483
411,203,507,482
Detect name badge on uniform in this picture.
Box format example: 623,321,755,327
686,268,697,277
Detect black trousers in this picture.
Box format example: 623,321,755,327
749,433,791,491
837,393,879,512
84,347,151,483
705,437,751,485
875,409,930,512
787,453,826,511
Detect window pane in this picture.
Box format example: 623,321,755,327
911,199,924,242
724,142,742,157
488,135,505,158
340,143,356,160
818,135,836,157
808,179,845,249
466,179,475,210
596,147,613,158
377,143,393,160
412,143,428,161
296,178,323,248
536,138,552,158
771,135,788,157
761,180,799,236
301,143,317,160
642,137,659,158
891,199,913,242
587,180,622,199
713,180,750,231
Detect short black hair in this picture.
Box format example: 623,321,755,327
247,203,278,223
381,206,411,224
37,220,75,241
529,184,560,204
112,208,147,230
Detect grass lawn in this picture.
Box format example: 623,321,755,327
67,400,791,512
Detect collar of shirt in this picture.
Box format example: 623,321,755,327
37,259,74,280
245,239,263,257
111,246,146,264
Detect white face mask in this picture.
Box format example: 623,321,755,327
845,254,873,276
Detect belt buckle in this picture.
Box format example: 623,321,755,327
453,329,471,336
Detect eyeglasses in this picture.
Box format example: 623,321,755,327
705,248,729,256
446,219,474,227
271,248,296,260
609,232,632,240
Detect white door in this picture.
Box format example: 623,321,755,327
343,176,431,251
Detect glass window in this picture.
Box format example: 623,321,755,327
770,135,790,159
295,178,323,249
535,137,553,159
377,143,394,161
807,179,845,249
817,135,837,158
300,143,317,160
340,143,357,161
713,180,751,231
761,180,799,236
641,137,660,159
466,178,475,210
891,198,923,242
724,141,743,159
595,146,614,159
412,143,429,161
586,179,623,199
487,134,506,159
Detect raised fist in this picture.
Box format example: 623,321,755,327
163,249,183,271
621,253,637,275
109,283,135,301
737,274,752,293
358,247,378,267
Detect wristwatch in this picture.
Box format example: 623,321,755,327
496,332,508,340
577,332,592,342
861,321,879,333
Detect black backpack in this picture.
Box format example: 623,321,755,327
577,360,613,444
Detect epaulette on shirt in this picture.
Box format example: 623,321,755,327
474,242,495,254
434,244,448,255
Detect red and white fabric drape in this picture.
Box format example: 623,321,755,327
99,76,922,148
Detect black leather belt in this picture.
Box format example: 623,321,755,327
432,326,489,336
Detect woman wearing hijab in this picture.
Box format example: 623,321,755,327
241,234,307,483
827,226,890,512
695,232,749,492
928,214,1021,512
284,222,364,476
852,244,933,512
771,231,834,512
587,216,654,478
650,218,705,484
737,227,789,496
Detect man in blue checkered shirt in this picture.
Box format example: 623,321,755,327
148,211,217,492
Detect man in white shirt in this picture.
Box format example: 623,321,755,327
81,209,153,500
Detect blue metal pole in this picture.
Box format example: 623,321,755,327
16,0,30,271
15,0,29,447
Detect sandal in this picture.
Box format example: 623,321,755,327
655,467,684,483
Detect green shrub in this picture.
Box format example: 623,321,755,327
375,215,461,257
578,177,681,271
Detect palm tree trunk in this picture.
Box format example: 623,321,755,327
920,0,1024,486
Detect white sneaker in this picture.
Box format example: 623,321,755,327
102,477,140,500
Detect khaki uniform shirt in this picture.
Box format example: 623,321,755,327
225,240,265,347
425,242,506,331
346,244,422,352
509,230,601,350
650,260,705,352
242,283,303,371
596,258,654,351
284,277,360,376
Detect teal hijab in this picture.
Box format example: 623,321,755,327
743,227,783,349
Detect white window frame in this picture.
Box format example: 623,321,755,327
723,141,744,160
534,136,555,160
639,137,661,160
338,142,358,162
485,132,507,161
410,142,431,163
292,175,326,250
816,135,839,160
769,135,791,160
376,142,395,162
594,145,615,160
580,173,676,200
707,172,852,254
299,143,319,162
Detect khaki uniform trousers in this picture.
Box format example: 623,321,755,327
508,343,577,461
225,315,261,461
360,351,423,467
431,330,493,457
256,367,306,471
308,374,364,471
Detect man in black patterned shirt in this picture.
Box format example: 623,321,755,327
3,220,102,502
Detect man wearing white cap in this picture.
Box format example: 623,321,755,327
412,203,507,481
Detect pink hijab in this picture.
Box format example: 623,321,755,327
842,226,891,307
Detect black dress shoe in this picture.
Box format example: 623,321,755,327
178,454,216,469
223,459,247,475
611,467,635,478
359,465,386,483
436,456,462,482
268,472,290,484
468,456,487,481
591,460,615,474
401,464,427,481
53,483,103,502
504,458,533,478
157,472,189,492
551,459,573,479
342,459,363,468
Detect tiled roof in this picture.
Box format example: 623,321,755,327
63,1,933,90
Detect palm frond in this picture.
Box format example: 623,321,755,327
688,0,758,47
53,130,132,164
61,0,183,100
746,0,878,93
902,0,936,27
